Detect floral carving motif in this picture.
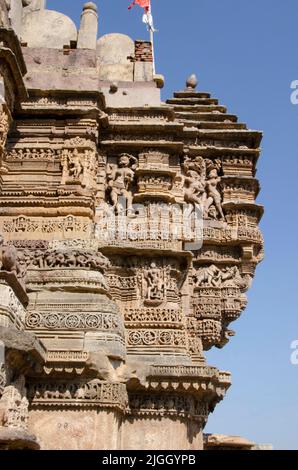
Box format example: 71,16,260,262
25,311,122,332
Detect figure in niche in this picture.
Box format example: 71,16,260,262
68,149,83,179
183,156,206,213
107,153,138,213
143,262,165,306
204,167,225,220
61,148,86,185
0,375,29,430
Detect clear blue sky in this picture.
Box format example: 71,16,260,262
47,0,298,450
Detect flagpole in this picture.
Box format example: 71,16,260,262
149,3,156,76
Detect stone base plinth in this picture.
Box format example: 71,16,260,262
122,416,203,450
28,408,122,450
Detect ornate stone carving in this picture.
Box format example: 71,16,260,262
124,308,183,326
183,156,225,220
142,262,167,306
128,393,208,423
61,148,98,189
27,380,128,410
6,147,60,160
106,153,138,212
22,247,110,271
0,364,6,397
189,264,249,350
193,265,244,289
127,330,186,348
0,376,29,431
0,8,263,449
25,311,122,332
0,244,27,288
0,108,9,170
1,215,91,239
0,109,9,148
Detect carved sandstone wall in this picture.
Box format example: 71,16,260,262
0,2,263,450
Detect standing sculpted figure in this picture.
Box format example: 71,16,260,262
184,169,206,210
107,153,137,213
183,156,206,213
69,149,83,179
183,155,225,221
143,262,165,304
204,168,225,220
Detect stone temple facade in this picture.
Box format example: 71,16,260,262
0,1,263,450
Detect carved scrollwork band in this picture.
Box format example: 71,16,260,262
124,308,183,327
19,247,110,271
25,311,123,333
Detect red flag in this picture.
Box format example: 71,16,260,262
128,0,150,10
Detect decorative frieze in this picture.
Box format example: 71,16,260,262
25,311,123,333
0,215,91,239
127,329,187,349
124,308,183,327
128,393,209,423
28,380,128,410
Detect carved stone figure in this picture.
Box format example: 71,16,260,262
184,169,206,208
194,265,243,288
61,148,83,183
107,154,138,212
194,264,221,287
22,247,110,272
0,1,263,450
183,156,225,220
68,149,83,179
0,109,9,151
0,245,17,272
204,168,225,220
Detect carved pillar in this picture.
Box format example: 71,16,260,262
0,244,41,449
27,379,127,450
